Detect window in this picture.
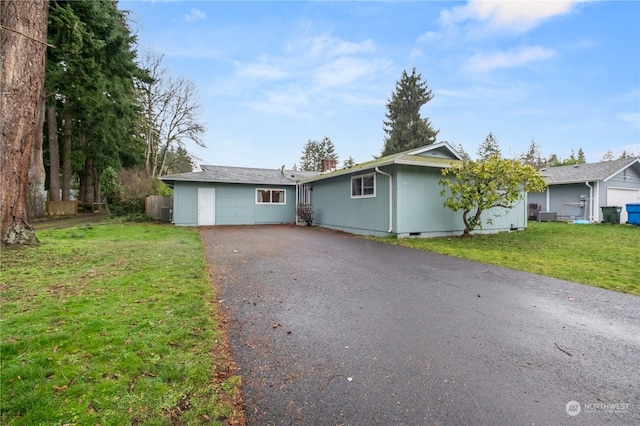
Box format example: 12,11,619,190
256,189,286,204
351,173,375,198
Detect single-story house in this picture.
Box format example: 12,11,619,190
161,142,529,237
159,165,319,226
527,158,640,223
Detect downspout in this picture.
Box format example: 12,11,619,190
295,184,300,225
546,186,550,213
585,182,593,222
375,167,393,233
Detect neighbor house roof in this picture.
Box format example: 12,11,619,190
299,142,463,183
160,165,320,186
539,158,640,185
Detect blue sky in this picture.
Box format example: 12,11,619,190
121,0,640,169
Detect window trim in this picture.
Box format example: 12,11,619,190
351,173,376,199
255,188,287,205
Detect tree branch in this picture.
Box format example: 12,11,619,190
0,24,55,48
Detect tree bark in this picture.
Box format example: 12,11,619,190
62,107,72,201
27,87,47,218
0,0,48,246
80,154,94,205
47,103,61,201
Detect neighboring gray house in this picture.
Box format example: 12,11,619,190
161,142,530,237
160,165,318,226
528,158,640,223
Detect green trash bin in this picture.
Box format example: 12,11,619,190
601,206,622,224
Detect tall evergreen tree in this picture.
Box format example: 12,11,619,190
46,0,145,204
519,139,545,168
381,68,438,156
477,132,501,160
299,137,338,171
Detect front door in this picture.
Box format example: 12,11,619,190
197,187,215,226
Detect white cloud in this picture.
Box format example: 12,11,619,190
306,35,376,59
184,8,205,23
417,31,441,43
440,0,589,33
410,48,423,59
464,45,557,72
236,62,288,80
312,57,379,89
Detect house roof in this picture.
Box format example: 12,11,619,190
539,158,640,185
160,165,320,186
160,142,463,186
299,142,462,183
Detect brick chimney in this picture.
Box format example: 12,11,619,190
321,157,337,173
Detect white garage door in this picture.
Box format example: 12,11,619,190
607,187,640,223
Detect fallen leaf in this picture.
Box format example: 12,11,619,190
52,385,68,392
124,339,131,346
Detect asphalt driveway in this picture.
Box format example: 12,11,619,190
201,225,639,425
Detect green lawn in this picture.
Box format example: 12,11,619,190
1,221,637,423
0,223,243,425
375,222,639,296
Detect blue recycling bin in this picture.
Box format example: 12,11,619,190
626,203,640,225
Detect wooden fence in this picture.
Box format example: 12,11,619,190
145,196,173,221
46,201,78,216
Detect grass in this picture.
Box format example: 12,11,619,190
375,222,640,296
0,223,244,425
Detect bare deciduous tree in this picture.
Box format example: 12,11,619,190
1,0,48,246
138,51,205,177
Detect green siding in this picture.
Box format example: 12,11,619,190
310,172,392,237
395,166,526,237
309,165,527,238
172,182,296,226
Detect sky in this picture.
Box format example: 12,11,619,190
120,0,640,169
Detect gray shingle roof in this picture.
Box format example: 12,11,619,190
539,158,640,184
160,165,320,186
299,142,462,183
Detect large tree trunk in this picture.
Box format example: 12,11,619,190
80,156,94,205
61,107,72,201
27,87,47,218
0,0,48,246
47,103,61,201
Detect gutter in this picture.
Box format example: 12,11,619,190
375,167,393,233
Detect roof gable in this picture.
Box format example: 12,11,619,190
300,142,461,183
539,158,640,184
406,141,463,160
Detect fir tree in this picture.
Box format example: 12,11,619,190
381,68,438,156
477,132,501,160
